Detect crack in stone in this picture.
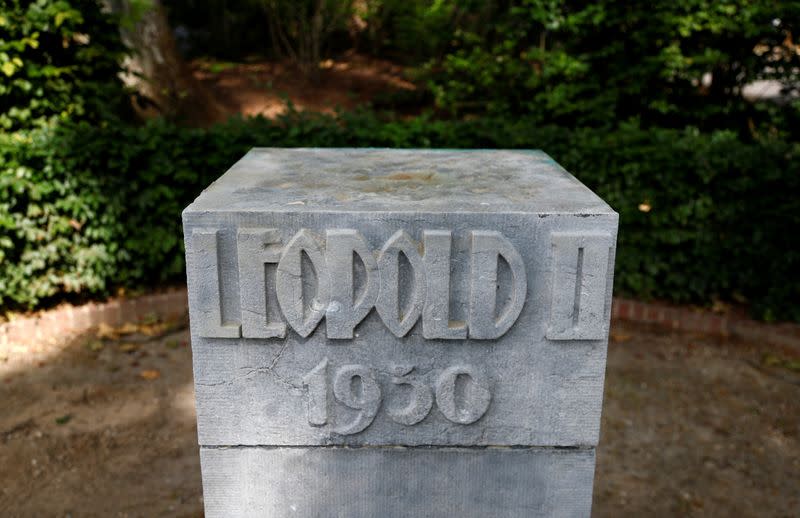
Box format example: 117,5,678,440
198,342,302,390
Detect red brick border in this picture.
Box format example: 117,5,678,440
0,288,188,347
1,288,799,351
611,298,800,351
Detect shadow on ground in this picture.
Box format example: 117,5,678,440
0,320,202,517
1,320,798,516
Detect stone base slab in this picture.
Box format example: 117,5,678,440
200,446,595,518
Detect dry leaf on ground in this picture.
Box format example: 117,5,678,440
611,331,632,343
116,322,139,335
139,323,167,337
139,369,161,380
95,323,117,340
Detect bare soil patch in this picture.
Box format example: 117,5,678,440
192,52,416,123
596,322,800,517
1,319,798,516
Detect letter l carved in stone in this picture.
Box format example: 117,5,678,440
422,230,467,339
189,229,240,338
236,228,287,338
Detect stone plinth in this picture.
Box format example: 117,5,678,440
182,149,618,517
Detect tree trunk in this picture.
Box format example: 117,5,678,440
107,0,227,125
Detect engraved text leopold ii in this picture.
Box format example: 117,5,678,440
192,228,528,340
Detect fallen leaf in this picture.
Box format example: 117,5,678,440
139,369,161,380
610,332,632,343
116,322,139,335
118,343,139,353
96,323,116,339
55,414,72,425
139,322,166,337
165,339,179,349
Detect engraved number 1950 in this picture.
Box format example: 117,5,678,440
302,358,491,435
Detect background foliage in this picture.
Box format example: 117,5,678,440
422,1,800,132
4,113,798,320
0,0,128,131
1,0,799,321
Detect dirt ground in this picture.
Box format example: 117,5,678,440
1,318,798,517
192,52,416,123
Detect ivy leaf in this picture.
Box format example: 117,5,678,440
1,62,16,77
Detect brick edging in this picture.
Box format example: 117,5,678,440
2,289,799,351
611,298,800,351
0,288,188,347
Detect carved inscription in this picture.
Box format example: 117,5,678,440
387,365,433,426
547,232,613,340
435,365,492,424
189,227,615,342
375,231,425,337
191,229,240,338
325,230,380,339
468,231,527,339
422,230,467,339
302,359,491,434
237,229,286,339
276,230,330,338
191,228,529,339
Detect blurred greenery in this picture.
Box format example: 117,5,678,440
0,0,129,131
1,0,799,321
422,1,800,133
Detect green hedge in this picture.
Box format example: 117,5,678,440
2,112,798,321
0,0,127,131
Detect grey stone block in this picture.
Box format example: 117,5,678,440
183,149,618,517
200,446,596,518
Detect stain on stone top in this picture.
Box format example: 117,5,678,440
184,148,615,214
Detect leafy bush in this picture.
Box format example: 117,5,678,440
2,111,798,321
0,0,128,131
422,0,800,136
3,0,796,323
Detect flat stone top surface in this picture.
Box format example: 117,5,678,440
184,148,614,214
